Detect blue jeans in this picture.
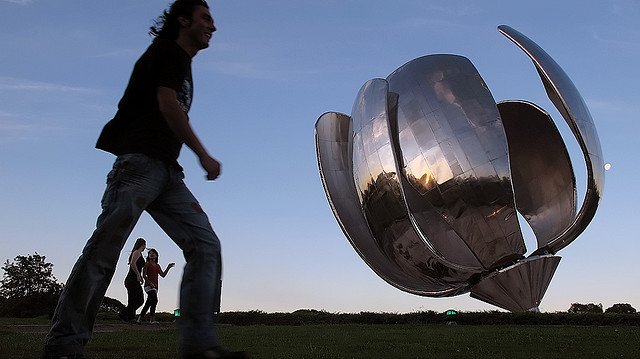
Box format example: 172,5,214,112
44,153,222,357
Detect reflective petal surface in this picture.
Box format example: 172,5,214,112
387,55,524,270
315,25,604,312
498,25,605,254
498,100,577,248
315,111,467,296
350,79,473,294
470,255,561,312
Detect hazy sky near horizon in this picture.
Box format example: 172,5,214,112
1,0,639,314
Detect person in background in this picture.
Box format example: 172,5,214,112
137,248,175,324
43,1,248,357
124,237,147,322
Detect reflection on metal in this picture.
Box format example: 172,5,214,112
470,255,561,312
498,100,576,249
315,25,604,312
497,25,604,255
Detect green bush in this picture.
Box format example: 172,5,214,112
605,303,636,314
0,292,59,318
568,303,603,313
215,309,640,326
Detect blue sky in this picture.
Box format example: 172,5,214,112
1,0,638,314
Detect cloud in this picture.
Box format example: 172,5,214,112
0,77,95,94
402,3,481,29
608,2,640,16
587,98,640,119
402,17,468,31
0,109,95,143
0,78,103,142
592,31,640,52
418,3,481,17
208,61,273,80
0,113,39,142
1,0,33,5
0,110,21,120
208,61,319,82
89,48,139,59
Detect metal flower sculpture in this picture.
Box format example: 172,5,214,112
314,25,604,312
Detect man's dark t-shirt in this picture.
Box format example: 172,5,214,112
96,38,193,169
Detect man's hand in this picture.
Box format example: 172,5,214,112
158,87,219,178
200,155,221,180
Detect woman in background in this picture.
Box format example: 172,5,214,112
123,237,146,322
137,248,175,323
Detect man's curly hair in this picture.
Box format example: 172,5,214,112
149,0,209,40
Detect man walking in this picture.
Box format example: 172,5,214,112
43,1,248,358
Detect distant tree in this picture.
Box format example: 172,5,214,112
0,253,63,318
605,303,637,314
568,303,603,314
0,253,63,299
101,296,125,315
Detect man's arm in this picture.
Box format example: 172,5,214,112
157,86,221,180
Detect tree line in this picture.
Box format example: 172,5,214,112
0,253,637,318
0,252,125,318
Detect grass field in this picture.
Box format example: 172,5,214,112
1,319,639,358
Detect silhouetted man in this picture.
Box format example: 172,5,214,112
43,1,248,358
